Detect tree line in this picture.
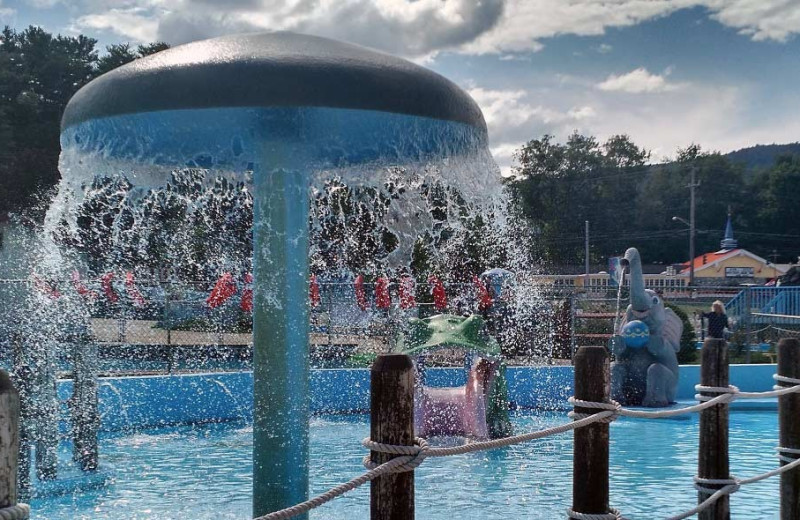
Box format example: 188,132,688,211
0,25,168,218
508,134,800,267
1,25,798,270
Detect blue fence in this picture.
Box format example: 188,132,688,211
726,286,800,325
53,363,779,433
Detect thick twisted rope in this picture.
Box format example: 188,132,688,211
256,409,615,519
665,452,800,520
566,507,623,520
255,440,430,520
0,504,30,520
256,375,800,520
567,397,620,423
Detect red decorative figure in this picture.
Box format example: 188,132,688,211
309,274,321,308
240,273,253,312
429,275,447,311
207,272,237,308
354,274,367,311
32,274,60,299
72,271,98,299
473,275,493,312
100,272,119,303
375,276,391,310
398,275,416,309
125,272,146,307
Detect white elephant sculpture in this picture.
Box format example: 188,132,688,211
611,247,683,407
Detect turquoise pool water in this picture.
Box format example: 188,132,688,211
30,411,780,519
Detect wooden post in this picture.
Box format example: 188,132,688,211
0,370,20,508
778,338,800,519
572,346,610,517
698,338,730,520
370,354,414,520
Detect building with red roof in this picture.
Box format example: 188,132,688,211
679,211,789,285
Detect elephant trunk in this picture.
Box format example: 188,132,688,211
622,247,649,312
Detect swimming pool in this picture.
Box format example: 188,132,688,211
30,411,780,519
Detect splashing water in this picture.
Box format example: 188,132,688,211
0,103,557,501
613,264,628,335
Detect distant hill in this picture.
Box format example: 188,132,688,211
725,142,800,170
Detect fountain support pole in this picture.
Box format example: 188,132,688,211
253,167,310,517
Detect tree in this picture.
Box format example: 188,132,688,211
509,132,649,266
0,25,169,219
96,41,169,75
0,26,97,216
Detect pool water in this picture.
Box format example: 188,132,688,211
31,411,780,519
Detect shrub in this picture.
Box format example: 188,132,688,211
666,302,697,364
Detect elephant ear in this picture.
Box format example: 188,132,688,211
661,307,684,353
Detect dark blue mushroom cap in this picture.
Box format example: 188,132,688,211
61,31,486,132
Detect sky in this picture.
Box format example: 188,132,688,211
3,0,800,174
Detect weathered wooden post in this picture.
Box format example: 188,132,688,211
698,338,730,520
778,338,800,519
370,354,414,520
572,346,611,517
0,370,19,507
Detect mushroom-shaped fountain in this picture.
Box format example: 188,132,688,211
60,31,489,517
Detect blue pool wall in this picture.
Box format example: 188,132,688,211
55,364,779,432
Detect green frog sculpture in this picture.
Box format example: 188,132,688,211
398,314,512,439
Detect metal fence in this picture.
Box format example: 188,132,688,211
1,278,797,376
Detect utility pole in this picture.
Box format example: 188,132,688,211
585,220,590,276
688,166,699,286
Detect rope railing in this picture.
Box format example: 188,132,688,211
0,504,31,520
256,408,618,520
256,345,800,520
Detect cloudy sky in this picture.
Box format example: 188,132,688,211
3,0,800,173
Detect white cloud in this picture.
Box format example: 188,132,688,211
707,0,800,42
567,106,597,120
71,0,504,56
465,1,800,55
466,74,799,176
0,0,15,19
597,43,613,54
462,0,688,54
467,87,599,173
74,7,160,43
63,1,800,57
597,68,681,94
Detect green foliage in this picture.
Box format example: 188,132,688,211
0,25,168,217
60,169,252,278
510,132,648,266
97,41,169,75
510,133,800,266
665,302,697,364
344,352,377,368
